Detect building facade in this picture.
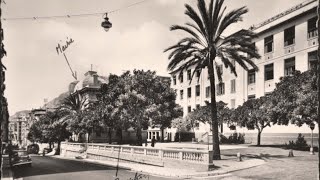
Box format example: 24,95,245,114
9,111,31,147
170,0,318,140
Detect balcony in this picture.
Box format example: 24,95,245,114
264,52,274,60
308,37,318,47
307,30,318,39
284,44,295,54
264,80,275,93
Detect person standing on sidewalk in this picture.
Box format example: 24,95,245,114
151,137,156,147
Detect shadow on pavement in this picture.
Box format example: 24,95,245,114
222,153,287,161
13,155,118,179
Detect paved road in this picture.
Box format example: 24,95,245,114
13,155,169,180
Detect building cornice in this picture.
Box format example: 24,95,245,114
250,0,316,31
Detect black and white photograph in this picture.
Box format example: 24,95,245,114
0,0,319,179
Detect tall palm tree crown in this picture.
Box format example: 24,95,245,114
165,0,260,160
60,92,88,134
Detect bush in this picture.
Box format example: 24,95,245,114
220,133,245,144
174,132,195,142
284,133,318,152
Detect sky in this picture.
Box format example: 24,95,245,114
2,0,316,133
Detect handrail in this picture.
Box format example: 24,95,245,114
62,142,209,153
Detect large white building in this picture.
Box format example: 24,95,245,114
170,0,318,140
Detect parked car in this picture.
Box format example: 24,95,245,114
27,144,39,154
12,150,32,167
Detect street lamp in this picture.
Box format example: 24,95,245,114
309,122,315,155
101,13,112,32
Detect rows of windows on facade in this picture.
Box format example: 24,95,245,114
262,17,318,76
172,16,318,100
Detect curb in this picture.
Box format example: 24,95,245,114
50,156,265,179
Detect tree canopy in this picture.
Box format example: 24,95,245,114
233,69,318,145
269,70,317,127
56,70,182,146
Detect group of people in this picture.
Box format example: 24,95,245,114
145,137,157,147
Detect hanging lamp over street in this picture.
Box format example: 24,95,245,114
101,13,112,32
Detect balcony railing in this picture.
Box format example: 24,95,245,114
308,30,318,39
61,142,212,170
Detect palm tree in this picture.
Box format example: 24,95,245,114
60,92,88,141
61,92,87,113
317,0,320,164
165,0,260,160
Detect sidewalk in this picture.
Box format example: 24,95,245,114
1,168,13,180
53,155,265,179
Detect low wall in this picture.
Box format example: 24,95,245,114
61,142,213,171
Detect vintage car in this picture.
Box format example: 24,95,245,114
12,150,32,167
27,144,40,154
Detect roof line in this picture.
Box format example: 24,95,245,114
249,0,316,31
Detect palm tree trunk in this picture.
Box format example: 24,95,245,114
208,53,221,160
317,0,320,170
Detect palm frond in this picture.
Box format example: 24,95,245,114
218,52,237,76
211,0,225,41
197,0,211,41
167,50,197,71
185,4,208,43
170,25,201,42
215,6,248,42
189,60,207,85
186,23,207,46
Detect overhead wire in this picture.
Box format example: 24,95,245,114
1,0,150,21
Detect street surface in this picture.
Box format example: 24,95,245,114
13,155,168,180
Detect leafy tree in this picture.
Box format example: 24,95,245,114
270,70,317,127
114,70,182,145
96,73,131,144
171,117,185,142
145,76,183,142
187,101,232,133
27,120,43,143
27,110,71,153
165,0,260,159
117,89,149,145
81,103,104,142
234,97,272,146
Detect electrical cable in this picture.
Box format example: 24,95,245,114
2,0,150,21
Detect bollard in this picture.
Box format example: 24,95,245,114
288,149,294,157
310,147,315,155
237,152,242,161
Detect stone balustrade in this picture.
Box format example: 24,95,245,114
61,142,213,170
